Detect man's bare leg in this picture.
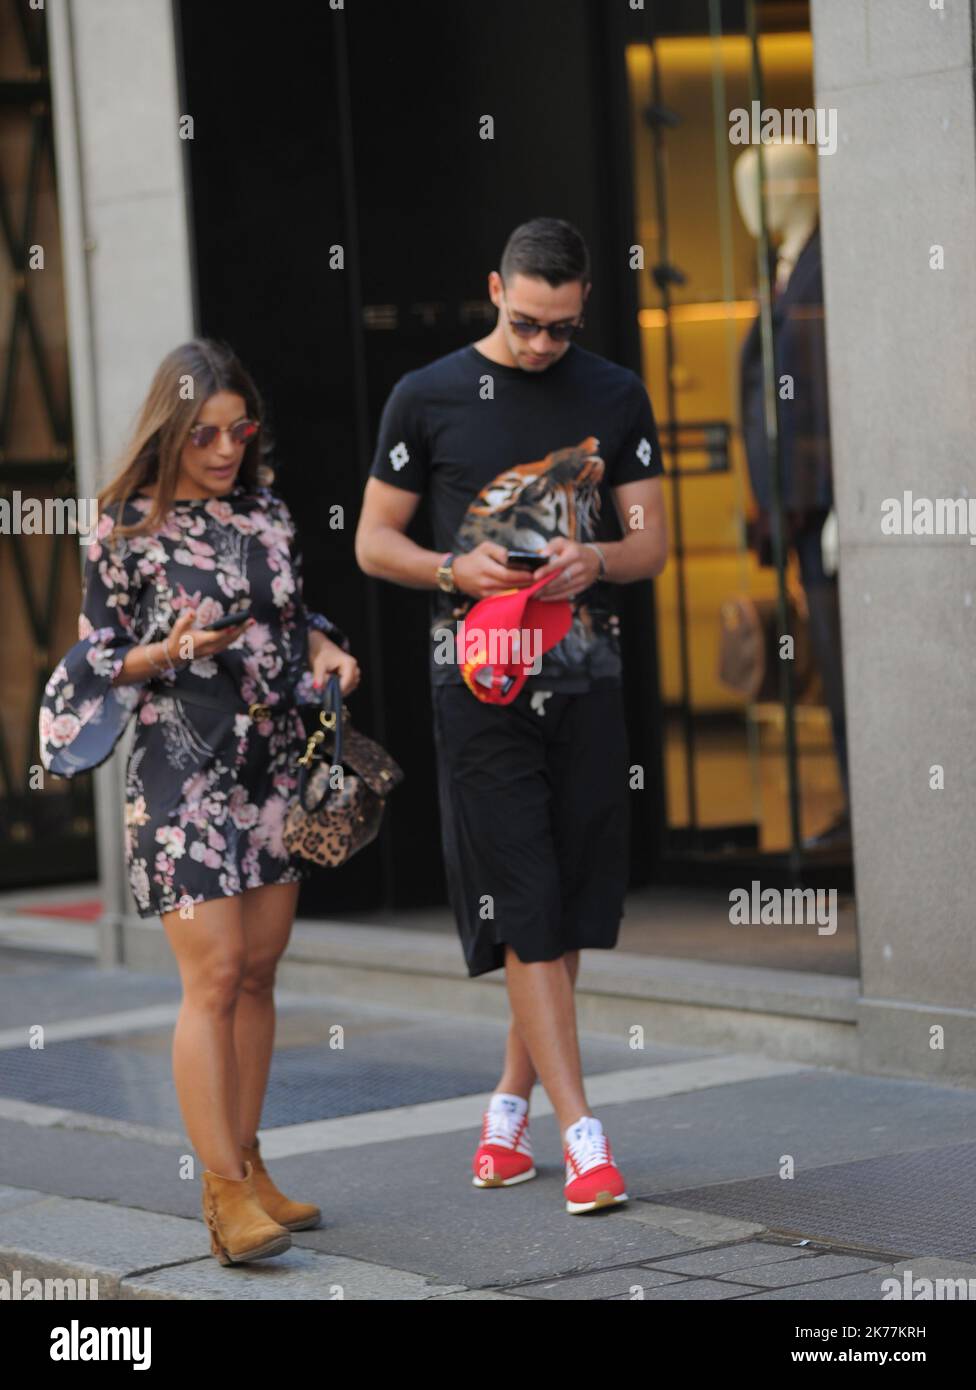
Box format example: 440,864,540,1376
496,950,579,1100
502,946,589,1133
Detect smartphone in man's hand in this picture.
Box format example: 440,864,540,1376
506,550,547,572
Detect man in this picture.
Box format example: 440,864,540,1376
355,218,668,1213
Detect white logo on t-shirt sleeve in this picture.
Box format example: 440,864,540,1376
389,442,410,472
636,436,653,468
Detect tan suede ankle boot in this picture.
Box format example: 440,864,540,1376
242,1138,321,1231
201,1159,292,1266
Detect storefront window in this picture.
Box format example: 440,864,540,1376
625,1,849,883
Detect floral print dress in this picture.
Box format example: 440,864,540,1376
38,484,348,918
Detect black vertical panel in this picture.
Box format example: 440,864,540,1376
178,0,666,912
177,0,381,912
586,0,667,885
346,0,666,900
346,0,622,914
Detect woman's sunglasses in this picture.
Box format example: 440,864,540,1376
187,418,260,449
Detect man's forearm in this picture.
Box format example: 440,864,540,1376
358,525,443,589
597,528,668,585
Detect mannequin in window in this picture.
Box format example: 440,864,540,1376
734,141,849,851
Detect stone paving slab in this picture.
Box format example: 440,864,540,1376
710,1252,882,1286
0,1191,472,1301
742,1271,898,1301
0,1124,201,1215
426,1288,527,1300
123,1247,466,1301
0,1184,48,1215
291,1155,701,1288
617,1202,766,1242
0,1195,209,1299
890,1257,976,1286
650,1240,818,1277
512,1264,685,1300
610,1277,760,1300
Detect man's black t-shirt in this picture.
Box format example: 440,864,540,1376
369,342,663,692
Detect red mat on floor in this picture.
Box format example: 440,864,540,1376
17,900,103,921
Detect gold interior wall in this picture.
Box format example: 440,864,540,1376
627,34,815,711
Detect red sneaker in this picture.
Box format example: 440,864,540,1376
563,1116,628,1214
472,1102,536,1188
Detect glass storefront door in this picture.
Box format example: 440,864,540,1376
624,0,850,889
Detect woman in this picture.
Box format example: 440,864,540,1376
39,339,360,1267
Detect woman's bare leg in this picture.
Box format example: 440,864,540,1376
496,949,580,1100
161,895,247,1178
235,880,301,1148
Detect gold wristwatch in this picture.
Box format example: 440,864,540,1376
436,552,458,594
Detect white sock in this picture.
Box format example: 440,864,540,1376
490,1091,529,1118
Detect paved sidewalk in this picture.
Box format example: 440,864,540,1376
1,946,975,1301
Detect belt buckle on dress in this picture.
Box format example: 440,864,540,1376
248,701,271,722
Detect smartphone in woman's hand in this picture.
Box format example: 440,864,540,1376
203,606,253,632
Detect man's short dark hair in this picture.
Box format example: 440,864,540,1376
499,218,591,288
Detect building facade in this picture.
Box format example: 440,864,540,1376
2,0,973,1082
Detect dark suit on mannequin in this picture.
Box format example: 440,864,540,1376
740,225,850,827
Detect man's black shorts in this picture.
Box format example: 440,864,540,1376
431,681,631,978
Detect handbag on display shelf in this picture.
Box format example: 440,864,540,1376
717,589,814,703
282,674,404,867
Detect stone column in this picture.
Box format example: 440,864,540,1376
812,0,976,1082
48,0,195,960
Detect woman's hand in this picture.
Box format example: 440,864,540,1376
163,610,254,666
310,631,361,696
113,609,252,685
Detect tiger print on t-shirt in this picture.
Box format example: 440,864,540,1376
438,436,622,686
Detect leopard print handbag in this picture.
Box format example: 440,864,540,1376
283,675,404,867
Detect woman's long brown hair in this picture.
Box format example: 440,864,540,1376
98,339,275,538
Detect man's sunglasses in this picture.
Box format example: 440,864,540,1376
187,418,260,448
504,296,585,343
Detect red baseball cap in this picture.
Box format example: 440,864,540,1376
459,571,572,705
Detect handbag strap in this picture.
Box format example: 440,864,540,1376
321,672,344,765
296,672,344,807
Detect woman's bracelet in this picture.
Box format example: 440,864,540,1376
146,636,186,677
145,642,168,677
165,634,192,672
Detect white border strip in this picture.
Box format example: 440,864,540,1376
0,1040,806,1156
